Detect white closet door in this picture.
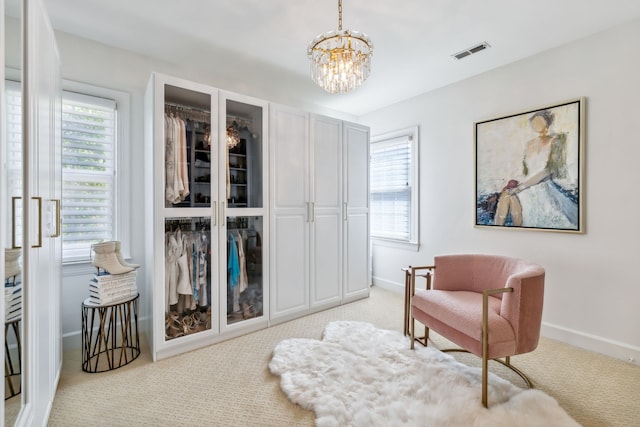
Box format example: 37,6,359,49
342,122,370,301
310,115,342,308
269,104,309,320
22,0,62,424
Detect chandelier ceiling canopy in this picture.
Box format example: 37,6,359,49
307,0,373,94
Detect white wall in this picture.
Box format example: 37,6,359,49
361,18,640,363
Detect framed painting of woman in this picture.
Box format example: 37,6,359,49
475,98,585,233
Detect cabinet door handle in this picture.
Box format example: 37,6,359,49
343,202,348,221
311,202,315,223
11,196,21,249
221,202,225,226
213,201,217,226
51,199,61,238
306,202,311,223
33,196,43,248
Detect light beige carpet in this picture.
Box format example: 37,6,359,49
43,287,639,426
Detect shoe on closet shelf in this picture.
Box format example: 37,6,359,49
91,241,135,275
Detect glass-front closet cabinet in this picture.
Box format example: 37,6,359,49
145,74,269,361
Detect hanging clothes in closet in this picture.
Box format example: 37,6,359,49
165,229,211,312
164,113,190,204
227,230,249,314
165,224,211,339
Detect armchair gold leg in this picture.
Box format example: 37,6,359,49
409,316,430,348
481,286,513,408
482,352,488,408
482,292,489,407
413,325,429,347
493,357,533,388
442,348,534,404
410,317,415,350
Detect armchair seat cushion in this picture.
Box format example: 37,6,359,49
412,289,516,358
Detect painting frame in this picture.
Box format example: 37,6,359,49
474,98,585,233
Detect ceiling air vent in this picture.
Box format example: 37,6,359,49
452,42,491,60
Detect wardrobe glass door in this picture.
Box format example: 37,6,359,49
163,84,218,342
225,99,263,209
222,95,268,326
164,84,213,209
225,216,263,324
4,0,24,423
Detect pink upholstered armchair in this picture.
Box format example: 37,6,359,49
409,254,545,407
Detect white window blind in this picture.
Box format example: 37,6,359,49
62,91,117,261
370,136,412,240
4,81,23,249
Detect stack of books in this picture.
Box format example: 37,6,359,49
5,282,22,322
89,270,138,305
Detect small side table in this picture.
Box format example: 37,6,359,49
402,265,434,346
82,294,140,373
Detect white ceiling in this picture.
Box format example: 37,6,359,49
35,0,640,115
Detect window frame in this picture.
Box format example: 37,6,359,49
370,126,420,251
61,80,131,265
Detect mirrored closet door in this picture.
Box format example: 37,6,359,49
3,0,62,425
3,0,25,424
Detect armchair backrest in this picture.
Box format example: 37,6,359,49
433,254,545,354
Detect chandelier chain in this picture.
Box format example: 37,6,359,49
338,0,342,31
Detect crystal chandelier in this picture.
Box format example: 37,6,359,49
307,0,373,94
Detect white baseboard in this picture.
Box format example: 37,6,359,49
63,330,81,350
541,322,640,365
372,276,404,293
373,276,639,365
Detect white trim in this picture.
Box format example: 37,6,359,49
61,260,97,277
541,322,640,365
61,80,132,262
5,67,20,81
372,237,420,251
371,277,404,293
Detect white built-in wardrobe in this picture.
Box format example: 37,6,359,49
269,104,370,324
144,74,370,361
2,0,63,425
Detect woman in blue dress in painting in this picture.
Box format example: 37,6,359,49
494,109,577,228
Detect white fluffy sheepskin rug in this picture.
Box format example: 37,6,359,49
269,321,579,427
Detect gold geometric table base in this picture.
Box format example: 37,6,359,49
82,294,140,373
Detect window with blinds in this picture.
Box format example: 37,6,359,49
62,91,117,261
370,127,419,246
